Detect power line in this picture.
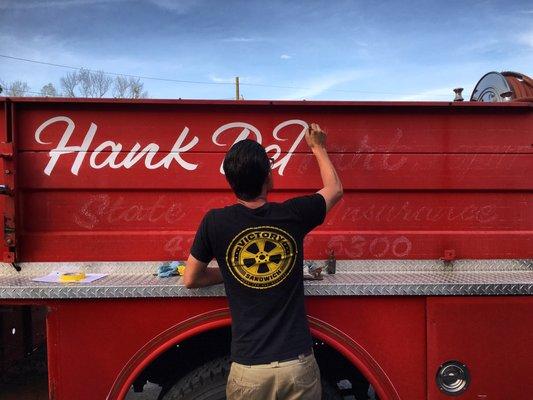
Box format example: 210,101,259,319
0,53,452,97
0,54,232,86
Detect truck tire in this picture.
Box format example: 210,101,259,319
161,356,342,400
161,356,230,400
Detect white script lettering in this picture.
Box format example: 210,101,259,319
34,117,308,176
35,116,199,176
212,119,308,175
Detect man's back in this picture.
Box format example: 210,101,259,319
190,194,326,364
184,123,342,399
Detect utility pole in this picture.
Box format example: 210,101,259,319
235,76,240,100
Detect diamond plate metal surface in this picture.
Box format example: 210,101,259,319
1,259,531,277
1,260,533,298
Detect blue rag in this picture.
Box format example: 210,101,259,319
157,261,183,278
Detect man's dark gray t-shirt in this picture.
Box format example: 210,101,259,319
190,193,326,365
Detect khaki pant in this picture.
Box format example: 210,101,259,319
226,352,321,400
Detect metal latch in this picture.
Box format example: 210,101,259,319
326,250,336,274
0,142,13,159
0,184,13,196
1,142,16,262
441,249,456,270
3,214,16,263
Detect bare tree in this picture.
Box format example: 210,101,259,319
41,83,58,97
61,71,79,97
60,69,112,98
7,81,30,96
113,76,148,98
128,77,148,99
59,70,148,98
78,69,112,97
113,76,130,98
1,72,148,99
78,69,94,97
93,70,112,97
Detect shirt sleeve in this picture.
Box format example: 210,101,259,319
284,193,327,233
190,211,214,263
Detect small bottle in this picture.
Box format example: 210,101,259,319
326,250,336,274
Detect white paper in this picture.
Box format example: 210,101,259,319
32,271,107,284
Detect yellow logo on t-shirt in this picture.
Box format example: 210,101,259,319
226,226,297,289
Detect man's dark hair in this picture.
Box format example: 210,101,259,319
223,139,270,201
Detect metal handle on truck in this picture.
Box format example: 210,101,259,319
0,185,13,196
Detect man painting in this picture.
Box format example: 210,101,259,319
183,123,343,399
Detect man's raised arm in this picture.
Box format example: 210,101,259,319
306,123,343,212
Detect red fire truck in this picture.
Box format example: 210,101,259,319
0,71,532,400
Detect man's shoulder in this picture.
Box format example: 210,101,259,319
282,193,325,207
281,193,327,230
205,204,239,219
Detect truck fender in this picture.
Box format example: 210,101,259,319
107,310,399,400
309,315,400,400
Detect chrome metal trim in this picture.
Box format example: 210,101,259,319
0,260,532,299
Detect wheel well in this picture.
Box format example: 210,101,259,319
132,327,376,399
132,328,231,393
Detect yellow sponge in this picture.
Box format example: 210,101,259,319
59,272,86,282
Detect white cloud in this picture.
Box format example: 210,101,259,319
0,34,80,70
0,0,204,12
208,75,260,85
279,70,363,100
0,0,127,9
0,34,178,73
0,33,184,96
455,38,500,55
518,31,533,48
147,0,204,13
396,86,461,101
280,54,291,60
208,74,233,83
221,37,262,43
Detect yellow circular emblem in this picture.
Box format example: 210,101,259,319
226,226,297,289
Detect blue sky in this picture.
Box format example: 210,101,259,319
0,0,532,100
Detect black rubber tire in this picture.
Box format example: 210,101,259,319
161,356,231,400
321,380,343,400
161,355,342,400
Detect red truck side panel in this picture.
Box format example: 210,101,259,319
1,99,531,400
6,100,532,261
427,297,533,399
43,297,425,400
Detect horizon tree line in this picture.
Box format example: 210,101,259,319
0,69,148,98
